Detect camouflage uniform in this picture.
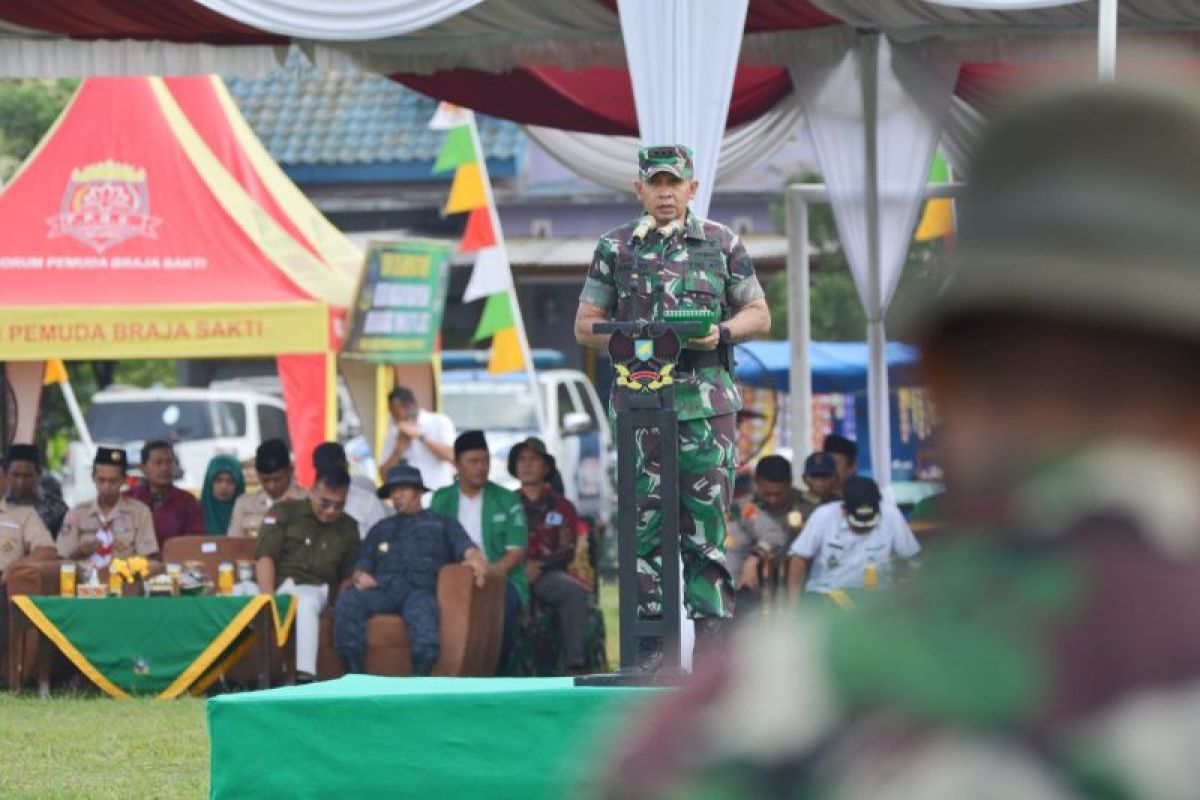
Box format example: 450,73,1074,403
580,151,764,620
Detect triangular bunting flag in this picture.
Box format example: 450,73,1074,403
444,162,488,214
458,207,496,253
433,125,476,174
428,101,473,131
488,327,525,373
463,246,512,303
916,151,954,242
43,359,68,386
473,291,514,342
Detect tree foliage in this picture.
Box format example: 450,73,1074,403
765,172,949,342
0,79,78,182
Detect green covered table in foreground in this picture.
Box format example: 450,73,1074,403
208,676,660,799
10,594,294,698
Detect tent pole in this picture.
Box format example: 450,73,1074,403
785,187,813,484
1098,0,1118,81
860,33,892,491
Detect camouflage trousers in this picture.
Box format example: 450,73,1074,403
633,413,737,620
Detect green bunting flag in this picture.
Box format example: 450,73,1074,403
472,291,513,342
433,125,476,174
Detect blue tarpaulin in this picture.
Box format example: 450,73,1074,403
734,341,921,394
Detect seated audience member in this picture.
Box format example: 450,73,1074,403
59,446,159,566
0,471,56,650
255,467,361,683
430,431,527,673
728,453,840,612
822,433,859,493
334,464,488,675
312,442,389,539
200,454,245,536
787,476,920,597
5,443,68,538
378,386,457,497
127,440,204,550
510,437,590,674
228,439,306,537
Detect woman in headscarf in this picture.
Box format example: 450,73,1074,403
200,454,245,535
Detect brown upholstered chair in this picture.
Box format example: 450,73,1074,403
316,564,506,679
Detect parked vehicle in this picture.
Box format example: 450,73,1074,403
61,385,289,506
439,364,613,531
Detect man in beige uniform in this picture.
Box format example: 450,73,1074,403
58,446,158,567
228,439,305,538
0,490,56,650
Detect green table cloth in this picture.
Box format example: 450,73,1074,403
12,594,294,698
208,676,660,799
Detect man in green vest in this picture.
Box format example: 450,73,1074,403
429,430,527,674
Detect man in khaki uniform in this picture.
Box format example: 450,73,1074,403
228,439,306,538
0,491,56,650
58,446,158,567
255,467,360,682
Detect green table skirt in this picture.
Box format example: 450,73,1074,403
208,676,660,799
13,594,294,698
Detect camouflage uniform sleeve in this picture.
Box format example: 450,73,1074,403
579,235,618,311
724,233,765,310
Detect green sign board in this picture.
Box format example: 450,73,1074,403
343,240,451,363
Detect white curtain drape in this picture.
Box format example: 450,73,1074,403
192,0,484,41
815,0,1200,33
617,0,749,218
790,34,959,487
0,38,283,77
522,91,804,194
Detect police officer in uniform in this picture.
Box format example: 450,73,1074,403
335,464,489,675
228,439,306,537
256,467,360,682
727,453,837,614
575,144,771,664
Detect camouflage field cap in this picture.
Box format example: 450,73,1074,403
893,81,1200,344
638,144,694,181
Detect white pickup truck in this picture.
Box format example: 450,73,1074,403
439,362,613,531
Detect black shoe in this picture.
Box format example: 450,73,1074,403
620,639,664,676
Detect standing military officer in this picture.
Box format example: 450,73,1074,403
335,464,489,676
574,144,771,662
256,467,361,683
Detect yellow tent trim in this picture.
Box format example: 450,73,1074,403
208,76,363,280
149,77,354,308
11,595,130,699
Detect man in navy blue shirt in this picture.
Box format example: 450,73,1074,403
334,464,489,675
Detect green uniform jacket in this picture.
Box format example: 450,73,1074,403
430,481,529,605
254,498,360,589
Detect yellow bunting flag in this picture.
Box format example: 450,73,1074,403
444,162,487,214
487,327,525,374
43,359,68,385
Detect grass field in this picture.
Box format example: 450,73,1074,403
0,694,209,798
0,582,621,798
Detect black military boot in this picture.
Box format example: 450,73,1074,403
621,637,664,676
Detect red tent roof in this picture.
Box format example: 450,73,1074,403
0,76,351,360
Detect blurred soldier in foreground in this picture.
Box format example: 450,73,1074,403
601,81,1200,798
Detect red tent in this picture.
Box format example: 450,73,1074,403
0,77,354,485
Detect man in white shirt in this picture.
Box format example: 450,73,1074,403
787,476,920,595
313,441,390,539
378,386,456,496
